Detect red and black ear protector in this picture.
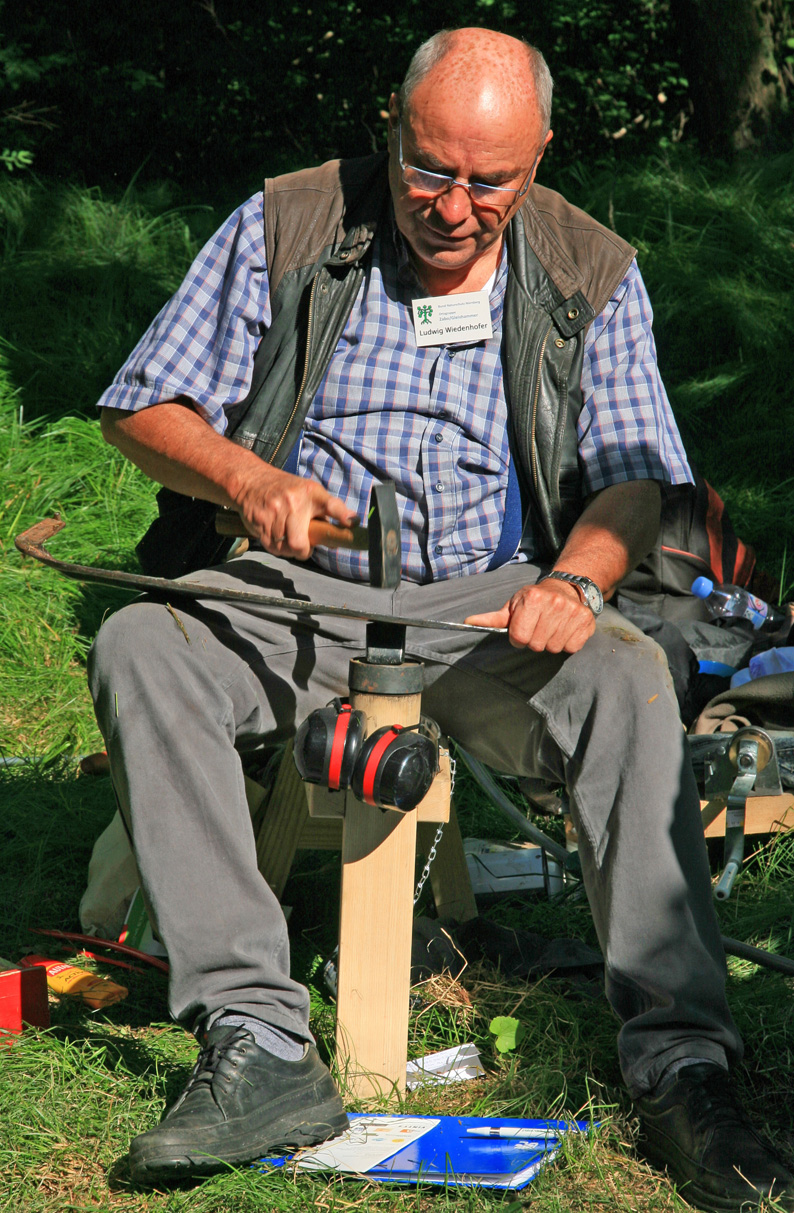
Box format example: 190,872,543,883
350,716,440,813
293,698,367,790
293,701,440,813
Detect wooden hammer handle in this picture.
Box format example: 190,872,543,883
215,508,364,550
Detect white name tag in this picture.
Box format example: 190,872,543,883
411,291,493,347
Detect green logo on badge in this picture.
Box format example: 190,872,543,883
417,304,433,323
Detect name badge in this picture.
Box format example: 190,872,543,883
412,291,493,347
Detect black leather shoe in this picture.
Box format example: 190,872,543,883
128,1024,349,1184
636,1063,794,1211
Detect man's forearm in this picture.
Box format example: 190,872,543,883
100,401,266,510
100,401,357,559
464,478,661,652
551,479,662,600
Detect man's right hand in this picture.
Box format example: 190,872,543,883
100,401,357,561
231,464,358,560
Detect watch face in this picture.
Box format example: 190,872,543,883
583,582,603,614
545,571,603,614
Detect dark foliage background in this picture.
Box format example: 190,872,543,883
2,0,793,579
4,0,695,199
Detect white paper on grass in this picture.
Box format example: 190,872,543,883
405,1041,485,1089
294,1115,437,1172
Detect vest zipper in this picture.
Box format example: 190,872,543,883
529,321,553,492
270,270,321,465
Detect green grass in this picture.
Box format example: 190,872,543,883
563,150,794,593
0,177,216,424
2,763,793,1212
0,404,156,759
1,158,794,1210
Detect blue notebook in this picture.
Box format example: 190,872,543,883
259,1113,590,1190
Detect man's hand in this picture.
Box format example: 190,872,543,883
466,577,596,653
232,464,357,559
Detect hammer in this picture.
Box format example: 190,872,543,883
214,481,402,589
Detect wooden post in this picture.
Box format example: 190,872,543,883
418,803,478,924
335,686,422,1100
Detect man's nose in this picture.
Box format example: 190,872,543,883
432,182,474,225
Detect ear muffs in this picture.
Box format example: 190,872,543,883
294,704,440,812
293,698,367,790
350,717,439,813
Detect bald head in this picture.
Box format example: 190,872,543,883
387,27,554,293
399,28,553,139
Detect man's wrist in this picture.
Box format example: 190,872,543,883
539,570,604,616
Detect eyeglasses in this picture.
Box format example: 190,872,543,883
398,124,534,212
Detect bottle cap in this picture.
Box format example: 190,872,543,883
691,576,714,599
698,660,737,677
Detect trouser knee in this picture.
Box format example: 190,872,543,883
87,600,202,731
589,620,677,708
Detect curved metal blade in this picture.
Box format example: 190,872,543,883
15,517,503,636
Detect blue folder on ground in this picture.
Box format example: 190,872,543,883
259,1113,590,1190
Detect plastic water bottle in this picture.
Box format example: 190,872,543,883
691,577,789,635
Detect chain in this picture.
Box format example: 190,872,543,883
413,822,444,905
412,748,456,906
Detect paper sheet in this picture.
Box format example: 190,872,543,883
294,1115,438,1172
405,1041,484,1088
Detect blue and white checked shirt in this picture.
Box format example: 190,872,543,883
98,191,692,584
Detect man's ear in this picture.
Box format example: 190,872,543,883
531,129,554,183
387,92,400,133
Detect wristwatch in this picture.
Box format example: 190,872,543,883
539,570,604,616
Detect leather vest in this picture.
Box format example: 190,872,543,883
227,152,635,562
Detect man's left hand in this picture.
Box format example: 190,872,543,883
465,577,596,654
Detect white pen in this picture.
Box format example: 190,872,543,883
466,1126,561,1140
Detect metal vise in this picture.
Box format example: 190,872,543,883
702,727,782,900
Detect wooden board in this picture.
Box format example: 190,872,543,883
249,724,473,1101
335,793,418,1099
701,794,794,838
298,817,345,850
251,755,309,900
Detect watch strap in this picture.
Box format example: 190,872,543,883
539,570,603,614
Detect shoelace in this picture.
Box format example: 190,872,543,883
179,1026,252,1102
683,1068,754,1136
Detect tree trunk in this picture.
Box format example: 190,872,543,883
670,0,789,153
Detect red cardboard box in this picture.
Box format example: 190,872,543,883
0,965,50,1039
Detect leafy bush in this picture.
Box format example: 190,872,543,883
3,0,690,195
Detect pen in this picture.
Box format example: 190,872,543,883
465,1127,561,1140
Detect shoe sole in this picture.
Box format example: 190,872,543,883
129,1096,350,1184
640,1132,785,1213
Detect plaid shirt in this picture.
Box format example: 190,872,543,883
99,192,692,583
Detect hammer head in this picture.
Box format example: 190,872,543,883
368,481,401,589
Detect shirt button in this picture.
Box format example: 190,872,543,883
435,545,443,555
434,433,443,443
434,482,443,493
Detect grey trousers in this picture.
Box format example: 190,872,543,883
87,552,742,1097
